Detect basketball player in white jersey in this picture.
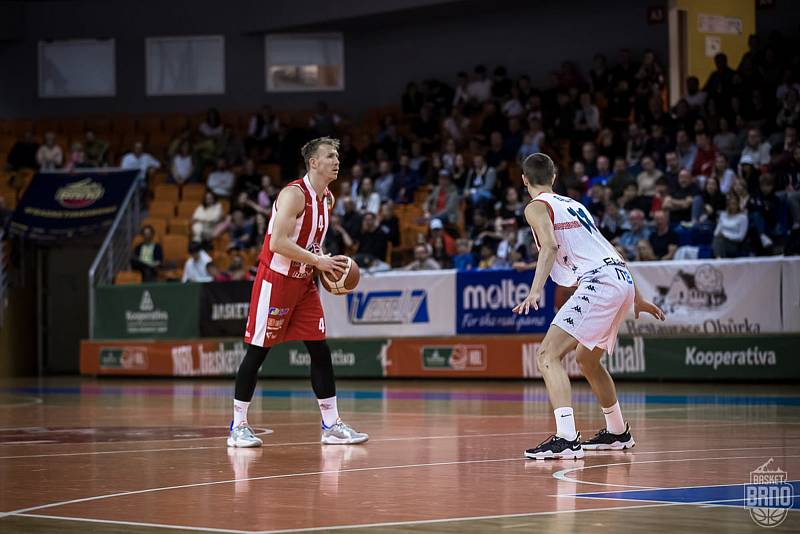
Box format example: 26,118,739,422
513,153,665,460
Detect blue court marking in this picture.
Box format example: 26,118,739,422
573,481,800,509
1,386,800,406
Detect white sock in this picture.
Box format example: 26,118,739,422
554,407,577,441
233,399,250,428
602,401,625,434
318,396,340,428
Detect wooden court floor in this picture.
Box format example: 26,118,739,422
0,377,798,533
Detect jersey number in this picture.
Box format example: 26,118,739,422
319,318,326,333
567,206,596,233
318,215,324,230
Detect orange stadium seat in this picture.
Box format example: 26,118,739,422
162,234,189,265
168,217,190,236
148,200,175,219
176,201,198,219
114,270,143,285
154,184,179,203
181,183,205,202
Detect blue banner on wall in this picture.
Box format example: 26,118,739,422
456,270,556,334
10,169,138,240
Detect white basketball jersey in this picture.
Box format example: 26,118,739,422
529,193,624,287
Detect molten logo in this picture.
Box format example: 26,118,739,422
55,178,105,208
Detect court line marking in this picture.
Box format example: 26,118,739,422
12,502,697,534
3,424,799,460
0,396,43,408
0,431,548,460
0,456,527,516
13,513,253,533
4,448,800,518
553,454,800,490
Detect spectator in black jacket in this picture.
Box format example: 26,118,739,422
131,225,163,282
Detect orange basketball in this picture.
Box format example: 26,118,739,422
319,256,360,295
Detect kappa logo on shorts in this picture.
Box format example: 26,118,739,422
268,307,290,317
587,285,597,292
572,305,582,314
589,277,601,283
563,317,575,326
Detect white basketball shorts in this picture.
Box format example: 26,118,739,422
552,264,635,354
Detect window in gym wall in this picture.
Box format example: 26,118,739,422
38,39,116,98
146,35,225,96
265,33,344,92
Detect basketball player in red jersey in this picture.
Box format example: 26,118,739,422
228,136,368,447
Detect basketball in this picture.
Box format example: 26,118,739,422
319,255,359,295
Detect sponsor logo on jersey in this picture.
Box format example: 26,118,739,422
346,289,429,324
268,307,290,316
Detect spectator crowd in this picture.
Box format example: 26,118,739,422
5,30,800,282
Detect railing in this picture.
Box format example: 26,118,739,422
87,176,143,338
0,229,6,329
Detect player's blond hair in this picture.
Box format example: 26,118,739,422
301,136,340,169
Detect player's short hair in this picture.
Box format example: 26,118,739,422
301,136,340,169
522,153,556,186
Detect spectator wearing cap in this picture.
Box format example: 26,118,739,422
182,242,213,283
425,169,460,225
429,218,456,256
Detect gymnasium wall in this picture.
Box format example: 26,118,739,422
0,0,668,118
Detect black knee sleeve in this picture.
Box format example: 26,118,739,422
234,344,270,402
305,340,336,399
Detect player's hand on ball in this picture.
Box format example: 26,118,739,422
513,290,542,315
316,254,348,276
635,299,665,321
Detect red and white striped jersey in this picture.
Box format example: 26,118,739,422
258,175,331,279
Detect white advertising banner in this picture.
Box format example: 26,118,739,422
321,270,456,338
626,258,784,336
782,258,800,333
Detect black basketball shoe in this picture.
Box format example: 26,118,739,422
581,423,635,450
524,433,584,460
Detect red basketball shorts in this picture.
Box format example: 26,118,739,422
244,263,326,347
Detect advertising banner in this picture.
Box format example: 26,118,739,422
199,281,251,337
456,270,556,334
626,258,783,336
10,169,138,240
320,270,456,338
81,338,388,377
93,283,201,339
81,335,800,380
782,258,800,333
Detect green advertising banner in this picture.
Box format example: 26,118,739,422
93,283,202,339
622,335,800,380
260,339,387,377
